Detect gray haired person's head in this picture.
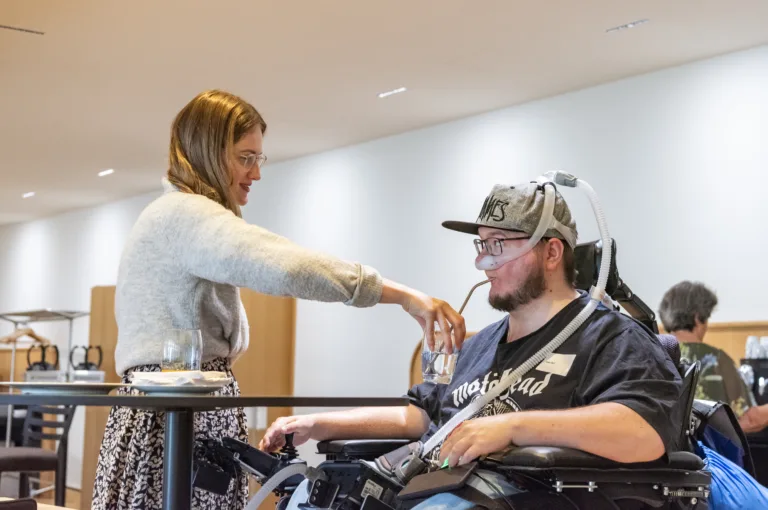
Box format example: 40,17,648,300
659,281,718,332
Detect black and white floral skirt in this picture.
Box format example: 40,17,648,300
92,357,249,509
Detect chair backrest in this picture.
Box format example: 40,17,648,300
21,405,77,452
677,361,701,450
657,333,682,368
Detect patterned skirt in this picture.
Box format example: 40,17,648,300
92,357,249,509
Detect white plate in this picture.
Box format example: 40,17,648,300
130,381,231,396
0,382,128,396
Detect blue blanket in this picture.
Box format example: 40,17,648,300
699,441,768,509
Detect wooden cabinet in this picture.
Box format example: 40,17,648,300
79,286,296,509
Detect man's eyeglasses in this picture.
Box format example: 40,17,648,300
239,153,267,170
473,237,532,256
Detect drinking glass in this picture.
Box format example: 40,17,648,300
421,329,457,384
161,329,203,372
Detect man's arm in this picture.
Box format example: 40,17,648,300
440,402,665,467
259,405,430,452
509,402,665,461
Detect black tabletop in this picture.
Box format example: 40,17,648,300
0,394,409,411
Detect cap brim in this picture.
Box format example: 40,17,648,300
441,220,484,235
442,220,528,236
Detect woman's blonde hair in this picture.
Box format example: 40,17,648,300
167,90,267,217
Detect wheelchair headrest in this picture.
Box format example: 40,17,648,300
657,334,682,367
573,238,660,334
573,238,619,295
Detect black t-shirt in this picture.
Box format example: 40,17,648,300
407,291,683,458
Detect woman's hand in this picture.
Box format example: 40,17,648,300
258,415,316,452
380,279,466,353
401,290,467,353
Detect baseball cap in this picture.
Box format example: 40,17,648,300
442,181,578,247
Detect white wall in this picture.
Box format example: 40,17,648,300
0,192,160,490
1,44,767,488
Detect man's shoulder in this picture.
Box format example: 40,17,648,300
464,316,508,351
580,308,682,377
580,304,661,350
589,300,652,332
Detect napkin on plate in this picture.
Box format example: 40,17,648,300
130,371,232,387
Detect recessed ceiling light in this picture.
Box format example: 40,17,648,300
98,169,115,177
606,19,649,33
377,87,407,99
22,192,35,199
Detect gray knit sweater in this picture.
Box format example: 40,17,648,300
113,179,383,375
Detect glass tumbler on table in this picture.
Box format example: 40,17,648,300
161,329,203,372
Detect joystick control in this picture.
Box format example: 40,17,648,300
281,433,298,460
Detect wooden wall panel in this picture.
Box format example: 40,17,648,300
231,288,295,400
80,286,119,510
702,322,768,364
0,346,32,383
234,289,296,509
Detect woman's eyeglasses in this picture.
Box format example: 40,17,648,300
239,153,267,169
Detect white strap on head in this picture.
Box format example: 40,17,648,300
537,173,577,248
474,183,556,270
551,218,577,248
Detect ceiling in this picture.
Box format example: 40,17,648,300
2,0,768,225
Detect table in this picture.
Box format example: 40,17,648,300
0,394,408,510
0,497,72,509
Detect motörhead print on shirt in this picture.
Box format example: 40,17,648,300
406,291,683,461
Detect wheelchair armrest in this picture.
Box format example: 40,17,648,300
493,446,704,471
317,439,412,460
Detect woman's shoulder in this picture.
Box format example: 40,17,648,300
140,186,225,225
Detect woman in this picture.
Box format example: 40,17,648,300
92,89,465,509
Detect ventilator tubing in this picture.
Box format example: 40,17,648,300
246,463,308,510
423,172,612,457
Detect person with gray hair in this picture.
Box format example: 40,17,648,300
660,281,768,434
659,280,718,341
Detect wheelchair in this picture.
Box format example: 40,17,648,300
197,239,753,509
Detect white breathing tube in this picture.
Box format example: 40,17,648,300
422,171,612,457
245,463,309,510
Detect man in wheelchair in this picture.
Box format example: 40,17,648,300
256,181,703,509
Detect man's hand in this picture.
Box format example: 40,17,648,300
438,403,665,466
438,415,516,467
258,415,316,452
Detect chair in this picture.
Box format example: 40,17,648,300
0,405,76,507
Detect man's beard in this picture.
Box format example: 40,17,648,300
489,261,547,313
